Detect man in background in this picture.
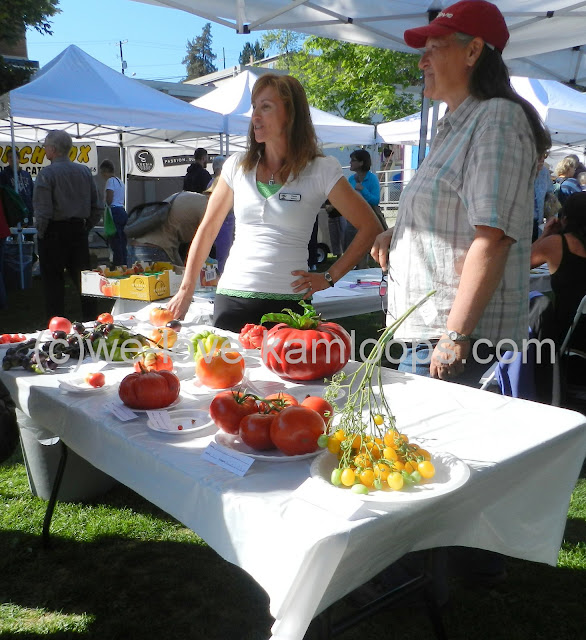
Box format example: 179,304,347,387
183,147,212,194
33,130,101,321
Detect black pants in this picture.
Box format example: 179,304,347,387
213,294,306,333
38,219,97,322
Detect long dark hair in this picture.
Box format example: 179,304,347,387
456,35,551,157
561,192,586,249
241,74,322,182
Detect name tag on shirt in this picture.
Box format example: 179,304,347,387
279,193,301,202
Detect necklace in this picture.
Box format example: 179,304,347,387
268,173,275,186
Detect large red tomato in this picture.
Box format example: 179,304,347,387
195,349,244,389
210,391,258,435
301,396,334,427
118,368,180,410
270,405,325,456
239,413,276,451
260,303,351,381
48,316,72,334
258,391,299,414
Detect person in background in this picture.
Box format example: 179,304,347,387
324,200,345,259
183,148,212,194
577,172,586,191
127,191,208,266
33,130,100,321
531,191,586,350
345,149,380,267
0,198,9,309
554,157,581,205
99,159,127,266
167,73,381,332
205,156,235,275
0,148,34,221
566,153,586,179
533,153,553,241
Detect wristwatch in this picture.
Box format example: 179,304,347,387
446,330,471,342
323,272,335,287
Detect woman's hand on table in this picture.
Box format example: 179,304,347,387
166,289,193,321
291,270,331,300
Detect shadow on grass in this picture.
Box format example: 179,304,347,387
0,528,273,640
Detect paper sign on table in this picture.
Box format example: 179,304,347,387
146,410,174,431
105,401,138,421
290,478,363,519
202,441,254,477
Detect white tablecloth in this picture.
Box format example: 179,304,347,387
2,332,585,640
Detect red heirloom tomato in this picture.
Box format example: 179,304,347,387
97,312,114,324
270,405,325,456
149,306,175,327
258,391,299,414
118,368,180,410
239,413,276,451
260,302,351,381
85,372,106,388
210,391,258,435
301,396,334,427
239,323,267,350
48,316,72,334
195,349,244,389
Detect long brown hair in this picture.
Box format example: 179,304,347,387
240,74,322,181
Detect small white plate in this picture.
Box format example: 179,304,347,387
147,409,214,435
115,396,182,412
287,384,346,402
214,432,322,461
59,377,114,393
310,450,471,502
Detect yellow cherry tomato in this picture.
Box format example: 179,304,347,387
404,460,416,474
374,462,392,481
334,429,346,442
387,472,404,491
341,467,356,487
373,414,384,425
383,430,399,447
354,453,372,469
327,437,341,454
359,468,375,487
392,460,405,472
417,448,432,461
383,446,398,461
418,460,436,479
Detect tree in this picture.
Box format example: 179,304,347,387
0,0,60,94
288,37,422,124
183,22,217,79
261,30,304,70
239,40,265,65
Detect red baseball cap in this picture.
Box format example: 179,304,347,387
404,0,509,53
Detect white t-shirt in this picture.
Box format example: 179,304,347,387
105,176,125,207
218,153,343,297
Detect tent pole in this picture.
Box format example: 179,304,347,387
226,133,230,155
118,134,127,224
9,113,25,289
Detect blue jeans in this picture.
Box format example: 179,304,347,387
108,205,128,266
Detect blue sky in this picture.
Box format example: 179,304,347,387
26,0,268,81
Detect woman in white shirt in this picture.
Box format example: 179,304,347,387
167,73,381,332
99,159,128,266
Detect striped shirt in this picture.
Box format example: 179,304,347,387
389,96,536,347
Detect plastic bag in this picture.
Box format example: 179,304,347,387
103,204,117,237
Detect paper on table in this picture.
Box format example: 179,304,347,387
202,441,254,476
312,287,364,299
146,410,174,431
105,401,138,421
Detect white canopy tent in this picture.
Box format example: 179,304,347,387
0,45,227,151
378,76,586,148
191,70,381,148
130,1,586,85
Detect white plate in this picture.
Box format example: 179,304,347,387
59,377,114,393
287,384,346,402
115,396,182,412
310,450,471,502
214,432,322,462
147,409,214,435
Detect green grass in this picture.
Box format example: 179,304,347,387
1,266,585,639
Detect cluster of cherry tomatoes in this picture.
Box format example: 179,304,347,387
319,415,436,495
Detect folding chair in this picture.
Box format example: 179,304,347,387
552,294,586,407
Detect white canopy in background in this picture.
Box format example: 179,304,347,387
191,70,381,146
130,1,586,85
378,76,586,148
0,45,226,148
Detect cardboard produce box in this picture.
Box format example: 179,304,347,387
81,269,172,301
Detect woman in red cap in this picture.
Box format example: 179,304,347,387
372,0,550,382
